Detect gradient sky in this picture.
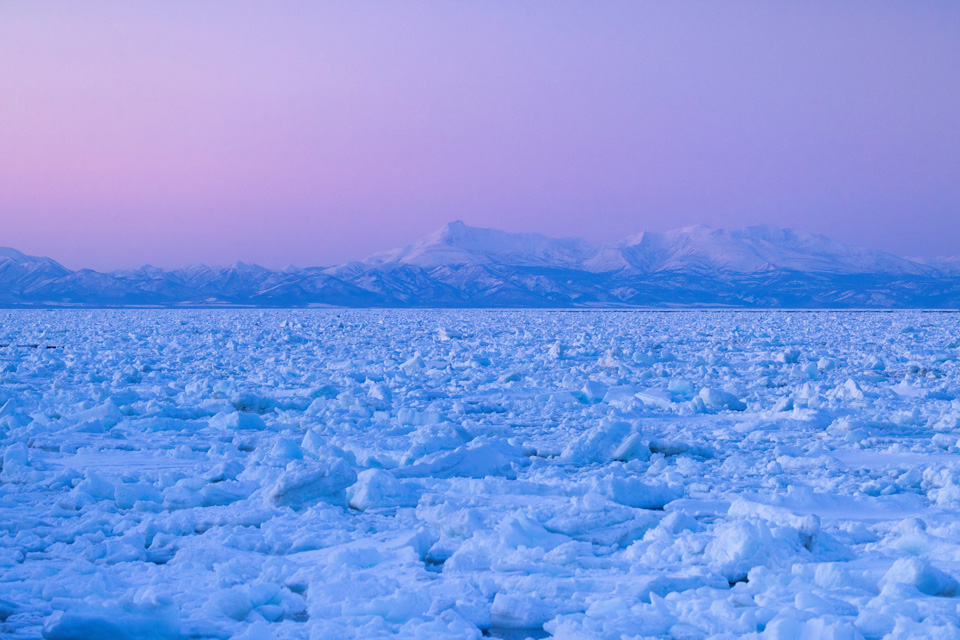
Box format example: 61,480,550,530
1,2,959,270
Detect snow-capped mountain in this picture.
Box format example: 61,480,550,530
341,221,931,276
913,256,960,277
0,248,73,304
2,222,959,307
618,225,933,275
343,220,625,272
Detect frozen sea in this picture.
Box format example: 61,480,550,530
2,309,960,639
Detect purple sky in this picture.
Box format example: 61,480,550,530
2,2,959,270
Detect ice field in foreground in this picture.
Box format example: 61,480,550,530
2,309,960,640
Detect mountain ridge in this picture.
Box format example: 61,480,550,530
2,222,959,308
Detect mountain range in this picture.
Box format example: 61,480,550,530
2,222,959,308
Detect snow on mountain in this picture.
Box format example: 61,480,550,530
347,222,932,276
0,247,30,261
353,220,621,272
0,246,70,271
620,225,932,275
0,247,73,303
913,256,960,277
1,225,958,307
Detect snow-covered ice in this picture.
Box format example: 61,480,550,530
2,309,960,639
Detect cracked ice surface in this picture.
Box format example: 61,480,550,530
2,310,960,639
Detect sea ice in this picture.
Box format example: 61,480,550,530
0,309,959,638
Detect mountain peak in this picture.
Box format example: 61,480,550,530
0,223,955,308
429,220,491,245
0,247,37,262
441,219,468,233
351,221,940,277
364,221,607,271
677,224,718,234
0,246,70,273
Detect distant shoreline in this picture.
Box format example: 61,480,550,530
1,306,958,312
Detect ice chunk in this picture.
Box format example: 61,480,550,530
395,440,523,479
73,470,116,502
561,418,641,465
489,592,558,630
697,387,746,411
705,520,784,583
115,482,163,509
543,494,658,546
581,380,608,403
841,378,865,400
548,341,563,359
602,385,639,408
206,586,254,621
592,475,682,509
400,355,425,372
0,442,32,483
612,432,651,462
265,458,358,508
347,469,419,511
778,348,801,364
0,597,17,622
270,437,303,461
72,399,124,428
667,378,695,398
636,388,674,410
42,594,179,640
203,458,244,483
209,411,267,431
881,557,959,597
397,408,442,426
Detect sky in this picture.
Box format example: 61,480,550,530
1,2,959,270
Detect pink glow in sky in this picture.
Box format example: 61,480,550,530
1,2,959,270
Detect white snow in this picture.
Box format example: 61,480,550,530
343,222,933,276
1,309,960,639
